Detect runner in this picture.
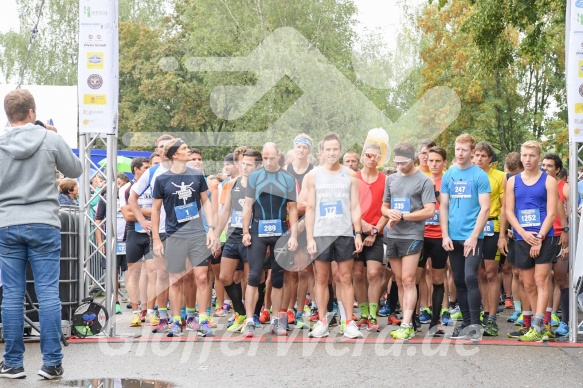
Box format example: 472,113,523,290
151,139,218,337
441,133,491,340
305,133,363,339
353,142,387,332
241,142,298,337
381,141,435,340
505,141,557,342
473,141,506,337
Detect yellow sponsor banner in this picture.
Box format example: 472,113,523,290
83,94,107,105
87,52,104,69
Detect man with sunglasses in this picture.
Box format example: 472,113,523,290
353,143,388,332
382,141,436,340
440,133,491,340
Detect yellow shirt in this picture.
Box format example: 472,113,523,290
487,168,505,232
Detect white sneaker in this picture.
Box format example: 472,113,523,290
308,321,329,338
343,320,364,339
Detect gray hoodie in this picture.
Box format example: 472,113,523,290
0,123,83,228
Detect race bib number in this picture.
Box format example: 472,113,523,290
230,210,243,228
319,200,343,218
174,202,199,223
519,209,541,227
135,220,148,233
425,210,440,226
483,220,495,237
391,197,411,213
116,242,126,255
451,181,471,199
258,219,283,237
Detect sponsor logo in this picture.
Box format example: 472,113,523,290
578,14,583,25
83,94,107,105
579,85,583,98
579,60,583,77
577,0,583,8
87,74,103,89
574,118,583,124
87,53,104,69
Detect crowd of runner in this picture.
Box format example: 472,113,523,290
89,132,573,341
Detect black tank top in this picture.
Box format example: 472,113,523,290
287,163,313,189
226,177,246,243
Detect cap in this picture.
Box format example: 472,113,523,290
224,153,234,163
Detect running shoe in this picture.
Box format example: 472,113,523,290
37,364,63,380
446,324,468,339
367,317,380,332
507,311,520,323
213,307,226,317
497,305,504,313
145,313,159,326
483,320,498,337
115,303,122,315
228,314,246,332
428,324,445,337
378,305,391,317
308,321,329,338
340,320,346,334
504,298,513,309
206,317,218,328
507,326,528,339
464,324,483,341
253,314,262,328
555,322,569,337
167,321,183,337
450,310,463,321
270,318,287,336
441,310,453,326
198,321,215,337
328,313,338,327
356,316,369,328
419,310,432,324
140,310,147,322
309,308,319,322
551,313,560,327
0,361,26,379
390,324,415,340
296,317,309,329
152,318,169,333
222,301,231,312
259,309,271,324
287,310,296,325
344,320,364,339
295,311,304,320
186,317,198,331
387,314,402,326
130,313,142,327
542,324,555,340
519,327,545,342
514,314,524,326
414,316,422,330
243,322,255,338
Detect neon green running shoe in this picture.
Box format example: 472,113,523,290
551,313,560,327
227,313,246,332
519,327,545,342
450,311,463,321
390,324,415,340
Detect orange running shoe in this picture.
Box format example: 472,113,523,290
259,309,271,324
287,310,296,324
504,298,513,309
387,314,402,326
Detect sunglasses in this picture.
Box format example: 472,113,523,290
393,159,412,165
364,153,380,161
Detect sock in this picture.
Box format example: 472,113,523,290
544,307,552,325
199,313,209,323
338,301,347,322
173,315,182,325
180,306,186,315
488,314,496,323
246,317,254,324
533,313,544,333
133,310,139,315
254,282,266,316
186,308,196,319
159,308,168,320
359,302,369,318
327,284,334,313
147,309,154,314
224,282,246,316
389,281,399,313
523,311,532,329
560,288,569,323
431,283,445,327
223,299,231,309
369,303,378,320
513,301,522,313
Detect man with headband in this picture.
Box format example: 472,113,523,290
382,141,435,340
151,138,219,337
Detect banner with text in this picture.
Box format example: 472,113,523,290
78,0,119,135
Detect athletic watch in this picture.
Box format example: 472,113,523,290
208,225,216,230
562,227,570,233
372,227,379,235
355,231,364,237
400,212,405,221
535,233,545,240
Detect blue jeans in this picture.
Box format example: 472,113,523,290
0,224,63,368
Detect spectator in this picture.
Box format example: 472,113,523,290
58,178,79,206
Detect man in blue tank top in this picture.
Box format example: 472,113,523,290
505,140,557,342
441,133,491,340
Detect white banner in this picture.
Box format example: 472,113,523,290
567,1,583,141
78,0,119,135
